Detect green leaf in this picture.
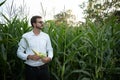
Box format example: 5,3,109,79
0,0,6,6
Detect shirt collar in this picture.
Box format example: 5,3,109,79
30,30,42,36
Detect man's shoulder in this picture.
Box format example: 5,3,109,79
22,31,32,38
41,31,49,36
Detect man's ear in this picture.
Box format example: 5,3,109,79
33,23,36,27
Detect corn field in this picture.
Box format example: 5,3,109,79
0,1,120,80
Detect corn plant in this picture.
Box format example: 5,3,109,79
0,14,31,80
43,17,120,80
44,21,91,80
0,1,120,79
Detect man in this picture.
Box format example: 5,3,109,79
17,16,53,80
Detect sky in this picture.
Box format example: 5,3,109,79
0,0,88,22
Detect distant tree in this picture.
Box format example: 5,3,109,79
83,0,120,22
54,10,76,26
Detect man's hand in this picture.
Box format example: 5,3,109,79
41,57,51,63
27,55,40,61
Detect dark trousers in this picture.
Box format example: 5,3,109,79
25,64,50,80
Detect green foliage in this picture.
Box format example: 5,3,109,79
0,16,120,80
43,18,120,80
54,10,76,26
0,14,31,80
0,0,6,6
0,1,120,80
83,0,120,22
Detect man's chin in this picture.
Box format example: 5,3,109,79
36,27,43,30
40,27,44,29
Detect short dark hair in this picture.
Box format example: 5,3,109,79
30,16,42,27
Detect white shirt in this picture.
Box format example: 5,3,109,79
17,31,53,67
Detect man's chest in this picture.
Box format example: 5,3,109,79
27,36,47,49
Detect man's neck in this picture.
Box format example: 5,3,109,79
33,28,41,36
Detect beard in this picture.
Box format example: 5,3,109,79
36,25,43,30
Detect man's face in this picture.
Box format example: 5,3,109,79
35,18,44,29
